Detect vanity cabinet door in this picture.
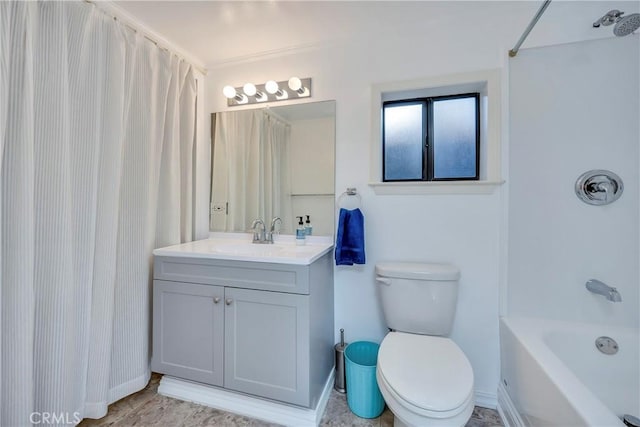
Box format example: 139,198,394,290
152,280,224,386
224,287,310,406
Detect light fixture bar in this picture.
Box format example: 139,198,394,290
224,77,312,107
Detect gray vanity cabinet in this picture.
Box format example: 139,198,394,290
151,252,334,409
224,287,309,406
152,280,224,386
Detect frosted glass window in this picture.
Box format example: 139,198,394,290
383,103,424,181
381,93,479,182
432,97,478,179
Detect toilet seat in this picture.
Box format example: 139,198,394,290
377,368,475,425
377,332,474,419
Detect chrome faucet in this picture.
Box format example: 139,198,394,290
267,217,282,244
251,219,266,243
586,279,622,302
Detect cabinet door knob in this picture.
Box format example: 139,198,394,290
225,298,233,305
213,297,221,304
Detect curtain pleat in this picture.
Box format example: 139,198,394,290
262,113,292,234
0,4,5,416
179,66,196,243
1,3,36,424
0,1,197,424
83,6,128,418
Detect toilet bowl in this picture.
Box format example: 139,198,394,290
376,332,474,427
375,262,474,427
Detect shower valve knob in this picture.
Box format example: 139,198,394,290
575,169,623,206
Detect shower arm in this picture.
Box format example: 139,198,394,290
509,0,552,57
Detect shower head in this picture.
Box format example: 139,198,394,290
593,10,623,27
593,10,640,36
613,13,640,36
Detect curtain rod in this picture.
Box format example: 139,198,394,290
509,0,552,57
83,0,208,75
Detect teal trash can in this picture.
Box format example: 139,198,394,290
344,341,385,418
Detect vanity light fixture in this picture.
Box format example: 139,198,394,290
223,77,312,107
288,77,309,96
223,85,248,104
243,83,257,96
264,80,288,100
265,80,282,96
243,82,267,103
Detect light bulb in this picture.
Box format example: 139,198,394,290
288,77,302,92
265,80,279,94
222,85,237,99
243,83,257,97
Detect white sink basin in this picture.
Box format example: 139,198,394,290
153,235,334,265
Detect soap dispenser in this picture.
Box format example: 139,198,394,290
304,215,313,236
296,216,306,246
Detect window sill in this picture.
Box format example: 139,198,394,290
368,180,505,195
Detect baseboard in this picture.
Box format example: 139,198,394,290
497,382,524,427
158,370,334,427
474,390,498,409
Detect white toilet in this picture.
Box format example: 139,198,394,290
375,262,474,427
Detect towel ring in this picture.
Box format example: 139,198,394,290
337,187,362,210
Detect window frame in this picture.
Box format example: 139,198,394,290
382,92,480,183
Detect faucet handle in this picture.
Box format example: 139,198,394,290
267,217,282,243
270,217,282,231
250,219,266,242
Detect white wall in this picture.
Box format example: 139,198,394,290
507,35,639,328
290,117,335,236
199,5,630,406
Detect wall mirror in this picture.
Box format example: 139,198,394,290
210,100,335,236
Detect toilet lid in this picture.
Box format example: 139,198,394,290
378,332,474,413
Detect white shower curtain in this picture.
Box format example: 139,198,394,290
211,110,292,233
0,2,196,425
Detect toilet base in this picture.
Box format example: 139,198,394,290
387,402,473,427
387,400,474,427
392,414,409,427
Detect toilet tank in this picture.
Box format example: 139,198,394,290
376,262,460,336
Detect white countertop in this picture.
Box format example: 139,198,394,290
153,233,334,265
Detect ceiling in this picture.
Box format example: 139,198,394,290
113,1,640,68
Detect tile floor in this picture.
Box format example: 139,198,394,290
80,374,504,426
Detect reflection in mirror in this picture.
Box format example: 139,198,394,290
210,101,335,236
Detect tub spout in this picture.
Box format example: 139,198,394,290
586,279,622,302
608,288,622,302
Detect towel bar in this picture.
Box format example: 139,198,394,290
337,188,362,209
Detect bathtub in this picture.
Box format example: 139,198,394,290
499,317,639,427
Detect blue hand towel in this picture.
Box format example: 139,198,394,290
335,208,365,266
